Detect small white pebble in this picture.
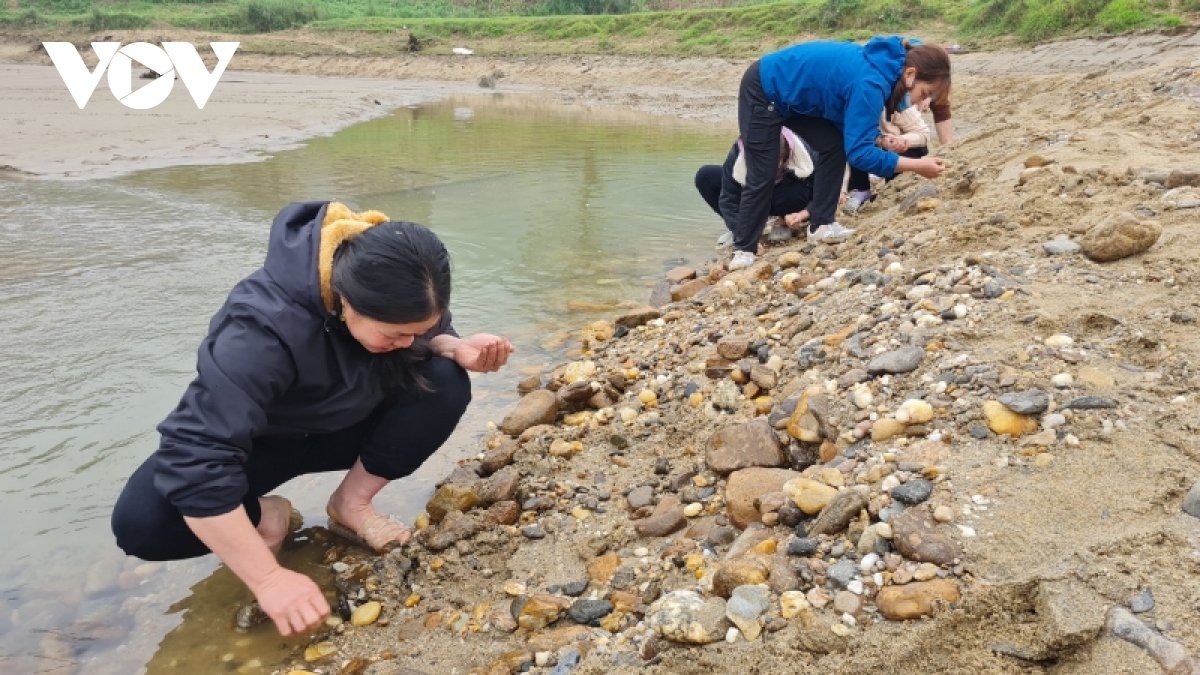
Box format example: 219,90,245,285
860,554,879,574
1064,434,1080,446
971,495,991,506
958,525,977,537
1172,396,1187,405
1044,334,1074,348
726,627,741,643
874,572,884,587
1052,373,1074,388
842,613,857,627
683,503,703,517
633,547,649,557
536,652,551,667
847,580,864,595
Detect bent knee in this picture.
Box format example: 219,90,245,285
427,356,472,410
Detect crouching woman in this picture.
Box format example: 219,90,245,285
112,201,513,637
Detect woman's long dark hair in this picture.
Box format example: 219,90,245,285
331,221,452,394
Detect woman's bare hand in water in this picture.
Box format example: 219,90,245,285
251,567,330,637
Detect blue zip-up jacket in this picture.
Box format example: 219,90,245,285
759,36,907,177
153,201,456,518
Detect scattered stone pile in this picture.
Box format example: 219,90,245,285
276,154,1199,675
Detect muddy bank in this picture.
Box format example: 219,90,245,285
245,31,1200,675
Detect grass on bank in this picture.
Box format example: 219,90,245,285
0,0,1196,56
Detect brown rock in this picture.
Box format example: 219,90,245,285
717,335,752,360
527,625,593,653
671,278,709,302
486,501,520,526
769,551,800,594
806,487,869,536
891,509,963,565
480,439,518,475
587,552,621,583
478,467,520,505
750,364,778,391
489,651,534,675
1165,168,1200,188
833,590,863,616
896,440,950,468
666,266,698,284
725,468,801,529
616,305,661,329
557,381,595,405
705,356,736,380
423,510,482,551
706,419,785,475
1024,154,1054,168
876,579,960,620
634,494,686,537
1080,213,1162,262
426,483,481,523
712,559,769,598
500,390,558,436
517,375,541,395
581,320,614,346
518,595,571,631
723,524,774,560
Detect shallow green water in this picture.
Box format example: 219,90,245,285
0,93,731,673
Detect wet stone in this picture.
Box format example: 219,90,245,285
891,479,934,505
500,390,559,436
999,390,1050,415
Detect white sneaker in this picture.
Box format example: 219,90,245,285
728,250,756,271
716,231,733,248
807,222,856,244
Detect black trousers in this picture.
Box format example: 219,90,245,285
848,146,928,192
694,161,813,226
112,357,471,561
734,60,846,252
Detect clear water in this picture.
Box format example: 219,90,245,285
0,93,730,674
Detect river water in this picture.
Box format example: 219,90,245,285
0,93,730,673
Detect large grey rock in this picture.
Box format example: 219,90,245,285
867,346,925,375
999,390,1050,415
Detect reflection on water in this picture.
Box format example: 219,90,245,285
0,93,730,673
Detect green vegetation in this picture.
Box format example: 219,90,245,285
0,0,1195,56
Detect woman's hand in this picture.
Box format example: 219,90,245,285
453,334,514,373
882,135,909,153
783,210,810,229
897,156,946,179
250,566,330,637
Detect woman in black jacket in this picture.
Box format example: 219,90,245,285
112,201,513,637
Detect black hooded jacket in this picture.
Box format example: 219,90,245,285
153,201,456,517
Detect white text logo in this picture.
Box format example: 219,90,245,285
43,41,239,110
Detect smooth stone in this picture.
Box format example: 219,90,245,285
712,559,769,599
481,439,519,475
876,580,961,620
891,479,934,505
806,487,870,536
725,468,801,530
788,538,819,556
706,418,785,475
983,400,1038,437
646,591,729,644
867,347,925,375
521,525,547,540
1043,240,1081,255
1080,212,1162,262
891,509,963,566
783,478,838,515
726,584,771,641
634,494,686,538
567,598,614,625
1130,589,1155,614
615,305,662,329
518,595,572,631
833,591,863,616
350,601,382,626
425,483,481,523
780,591,812,620
500,390,559,436
871,418,907,442
999,390,1050,415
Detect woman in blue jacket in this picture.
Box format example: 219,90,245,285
727,36,951,270
112,201,513,637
